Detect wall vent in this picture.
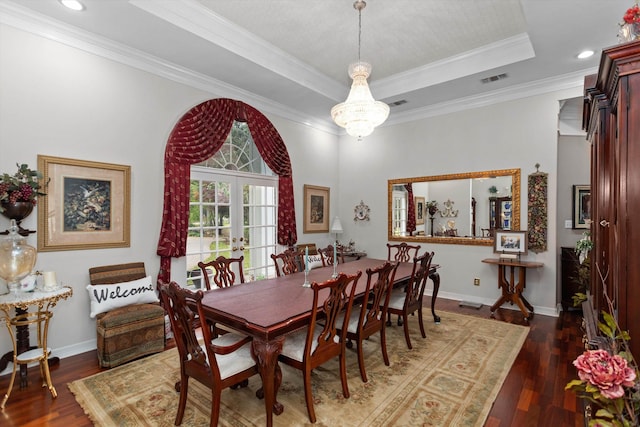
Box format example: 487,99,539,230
481,73,508,84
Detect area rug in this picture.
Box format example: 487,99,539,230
68,311,529,426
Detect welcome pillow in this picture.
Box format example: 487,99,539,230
87,275,159,318
305,254,323,270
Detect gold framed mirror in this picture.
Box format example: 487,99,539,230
388,168,521,246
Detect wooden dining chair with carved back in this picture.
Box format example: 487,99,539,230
386,251,435,349
278,271,362,423
318,244,345,267
386,242,421,263
386,243,421,326
159,281,260,427
270,248,301,277
338,261,399,382
197,255,245,337
198,255,245,290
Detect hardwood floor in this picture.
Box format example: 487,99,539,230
0,297,586,426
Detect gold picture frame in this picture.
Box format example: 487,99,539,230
303,184,330,233
415,196,425,225
37,155,131,251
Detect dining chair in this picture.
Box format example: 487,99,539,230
386,251,435,349
386,243,421,326
278,271,362,423
270,248,301,277
198,255,245,290
159,281,259,427
386,242,421,262
318,244,345,266
339,261,399,382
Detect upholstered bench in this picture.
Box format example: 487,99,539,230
88,263,165,368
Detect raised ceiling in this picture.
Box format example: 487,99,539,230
0,0,629,134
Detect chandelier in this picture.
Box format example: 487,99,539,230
330,0,389,141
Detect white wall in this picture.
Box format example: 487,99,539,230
0,24,339,370
336,88,583,315
0,21,587,369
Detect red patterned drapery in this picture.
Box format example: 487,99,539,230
157,99,297,283
404,184,416,235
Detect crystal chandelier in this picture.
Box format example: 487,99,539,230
331,0,389,141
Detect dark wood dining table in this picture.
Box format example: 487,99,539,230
198,257,440,427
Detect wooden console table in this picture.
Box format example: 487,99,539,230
482,258,543,322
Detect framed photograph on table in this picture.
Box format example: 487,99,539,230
37,155,131,251
303,184,330,233
415,196,425,225
494,230,528,255
572,185,591,229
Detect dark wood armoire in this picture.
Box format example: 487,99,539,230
583,40,640,360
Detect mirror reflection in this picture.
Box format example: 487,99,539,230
388,169,521,246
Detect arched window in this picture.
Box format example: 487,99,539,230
186,121,279,285
157,99,297,283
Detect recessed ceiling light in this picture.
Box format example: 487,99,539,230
577,50,594,59
59,0,85,11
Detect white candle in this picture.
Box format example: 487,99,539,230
305,247,309,272
43,271,57,290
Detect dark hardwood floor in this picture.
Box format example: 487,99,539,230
0,297,586,426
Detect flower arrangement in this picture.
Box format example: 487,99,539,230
623,3,640,24
566,289,640,426
620,2,640,42
426,200,438,215
576,228,594,265
0,163,48,212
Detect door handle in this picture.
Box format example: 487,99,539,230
599,219,610,227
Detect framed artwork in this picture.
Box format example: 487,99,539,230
494,230,528,255
303,184,329,233
415,196,425,225
572,185,591,229
37,155,131,251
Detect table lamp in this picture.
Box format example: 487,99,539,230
330,216,343,278
330,216,343,246
0,220,37,295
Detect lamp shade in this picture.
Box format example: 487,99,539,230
330,216,344,234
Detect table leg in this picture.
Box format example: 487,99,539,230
428,271,441,323
252,337,284,427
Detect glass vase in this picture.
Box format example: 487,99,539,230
619,22,640,43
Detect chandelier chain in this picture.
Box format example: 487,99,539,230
357,5,362,63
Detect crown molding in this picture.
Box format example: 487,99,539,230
0,2,594,137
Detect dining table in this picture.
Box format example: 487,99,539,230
198,257,440,427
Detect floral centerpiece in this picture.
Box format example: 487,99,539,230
426,200,438,216
620,2,640,42
566,294,640,426
0,163,48,213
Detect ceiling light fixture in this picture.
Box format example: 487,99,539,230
330,0,389,141
59,0,85,12
577,50,594,59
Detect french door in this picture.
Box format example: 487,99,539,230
187,167,278,287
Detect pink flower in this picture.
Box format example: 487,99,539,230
573,349,636,399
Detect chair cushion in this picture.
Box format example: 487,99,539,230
87,275,159,318
205,333,256,380
96,303,164,328
387,289,406,310
281,326,340,362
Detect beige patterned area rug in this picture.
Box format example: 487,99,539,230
69,311,528,426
